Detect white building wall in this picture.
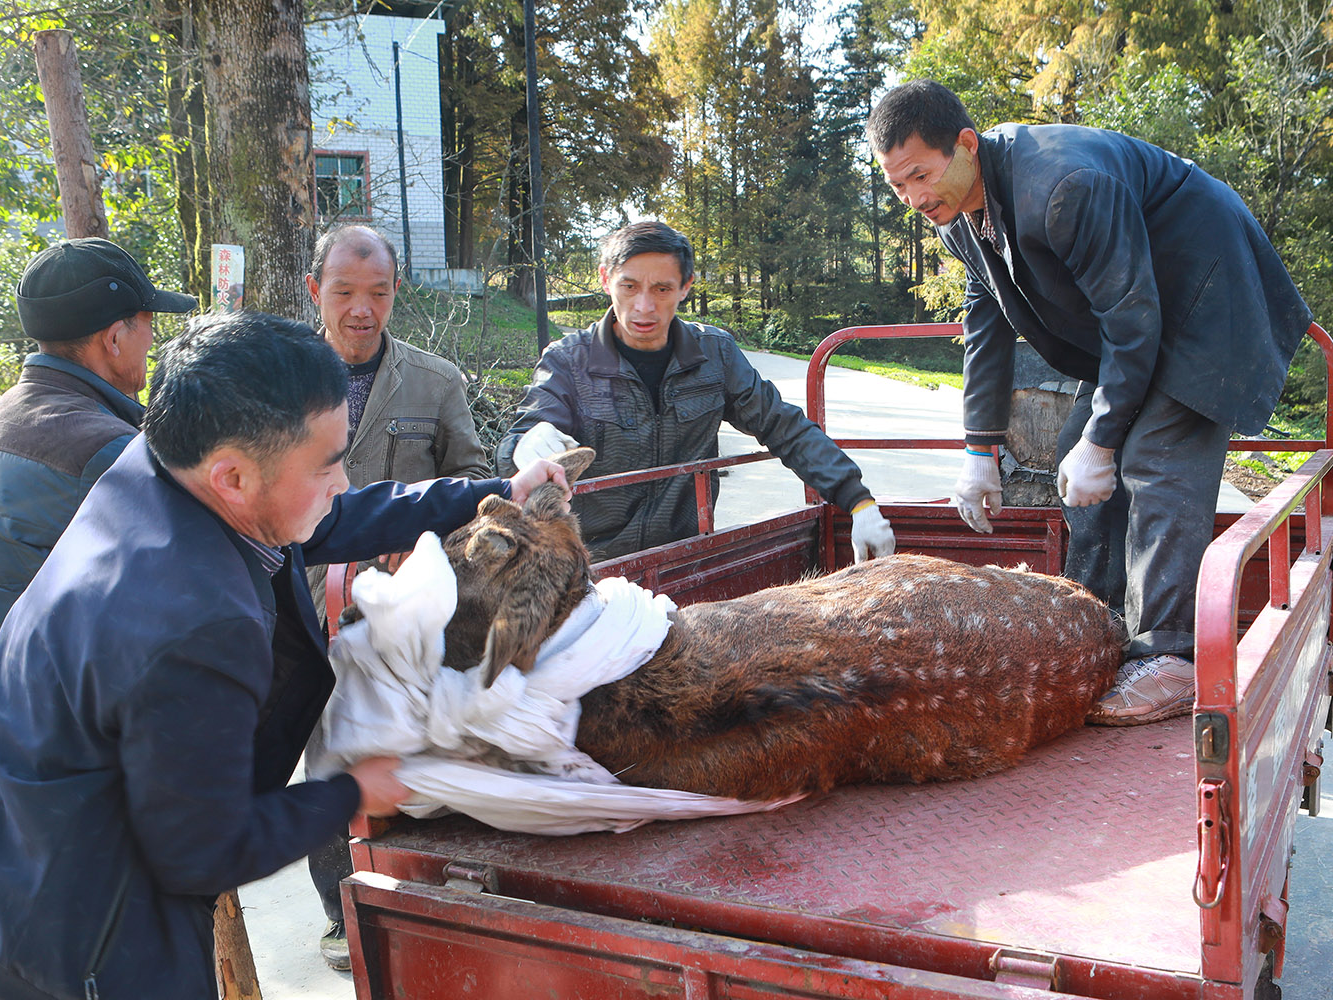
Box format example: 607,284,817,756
307,14,471,284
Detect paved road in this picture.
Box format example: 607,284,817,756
239,351,1328,999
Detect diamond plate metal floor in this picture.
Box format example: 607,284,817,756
380,717,1200,975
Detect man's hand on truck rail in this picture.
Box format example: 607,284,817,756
953,447,1003,534
1058,436,1117,507
347,755,410,817
850,501,896,562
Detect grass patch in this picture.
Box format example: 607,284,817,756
481,367,536,389
549,306,605,330
1228,410,1329,482
393,284,546,372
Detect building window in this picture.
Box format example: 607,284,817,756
314,151,369,219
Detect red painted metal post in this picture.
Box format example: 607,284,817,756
1270,520,1291,609
693,471,714,534
1305,483,1323,556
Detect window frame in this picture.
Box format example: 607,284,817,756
313,149,372,222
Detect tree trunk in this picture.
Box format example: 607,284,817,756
869,161,882,294
729,171,739,330
457,27,478,272
505,103,535,304
439,28,459,269
159,0,211,301
698,171,709,317
913,211,925,323
196,0,315,319
438,15,478,271
31,30,109,240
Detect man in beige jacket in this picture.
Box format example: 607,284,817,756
303,224,490,968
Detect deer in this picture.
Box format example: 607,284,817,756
418,448,1124,801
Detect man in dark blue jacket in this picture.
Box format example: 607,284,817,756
0,311,566,999
868,80,1312,725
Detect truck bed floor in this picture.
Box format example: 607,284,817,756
372,716,1199,976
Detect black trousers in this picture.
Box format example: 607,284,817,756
307,828,354,923
305,720,354,923
1056,383,1232,660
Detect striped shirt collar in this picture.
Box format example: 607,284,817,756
238,535,286,576
967,175,1000,250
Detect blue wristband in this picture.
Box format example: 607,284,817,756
964,447,994,457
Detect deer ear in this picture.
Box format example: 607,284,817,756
479,614,541,687
464,527,516,563
552,446,596,483
522,446,597,521
476,549,575,686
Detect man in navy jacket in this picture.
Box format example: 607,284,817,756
868,80,1311,725
0,312,566,999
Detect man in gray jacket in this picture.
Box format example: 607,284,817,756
497,221,896,564
868,80,1311,725
302,224,492,968
0,238,196,620
306,225,490,486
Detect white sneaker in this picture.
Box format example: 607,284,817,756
1086,654,1195,726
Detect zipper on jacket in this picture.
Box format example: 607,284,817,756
82,866,131,1000
384,419,399,479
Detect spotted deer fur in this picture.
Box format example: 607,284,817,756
436,448,1123,800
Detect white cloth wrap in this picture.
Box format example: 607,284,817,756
315,531,803,834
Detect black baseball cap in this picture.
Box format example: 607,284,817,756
15,238,198,342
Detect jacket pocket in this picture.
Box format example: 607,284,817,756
1168,255,1221,329
383,417,439,481
669,379,726,422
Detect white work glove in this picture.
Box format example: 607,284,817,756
952,449,1003,534
1058,436,1117,507
850,503,895,563
513,421,579,469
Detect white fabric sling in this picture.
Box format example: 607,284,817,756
315,532,802,834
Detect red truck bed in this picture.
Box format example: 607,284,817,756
348,717,1202,999
335,324,1333,1000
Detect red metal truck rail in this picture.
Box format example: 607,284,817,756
1194,447,1333,994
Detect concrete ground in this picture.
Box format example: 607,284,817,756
238,351,1328,998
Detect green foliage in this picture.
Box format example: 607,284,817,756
390,282,546,373
1081,58,1203,158
2,0,1331,443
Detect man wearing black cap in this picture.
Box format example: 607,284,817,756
0,238,197,618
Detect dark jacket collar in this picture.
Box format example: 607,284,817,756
23,352,145,427
141,437,278,614
587,307,708,377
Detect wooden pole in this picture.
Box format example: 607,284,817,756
31,29,108,240
214,888,263,1000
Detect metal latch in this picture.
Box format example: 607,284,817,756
1195,713,1230,765
1258,909,1287,955
1301,749,1323,787
990,949,1062,991
443,859,493,894
1194,778,1231,909
1304,743,1324,817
